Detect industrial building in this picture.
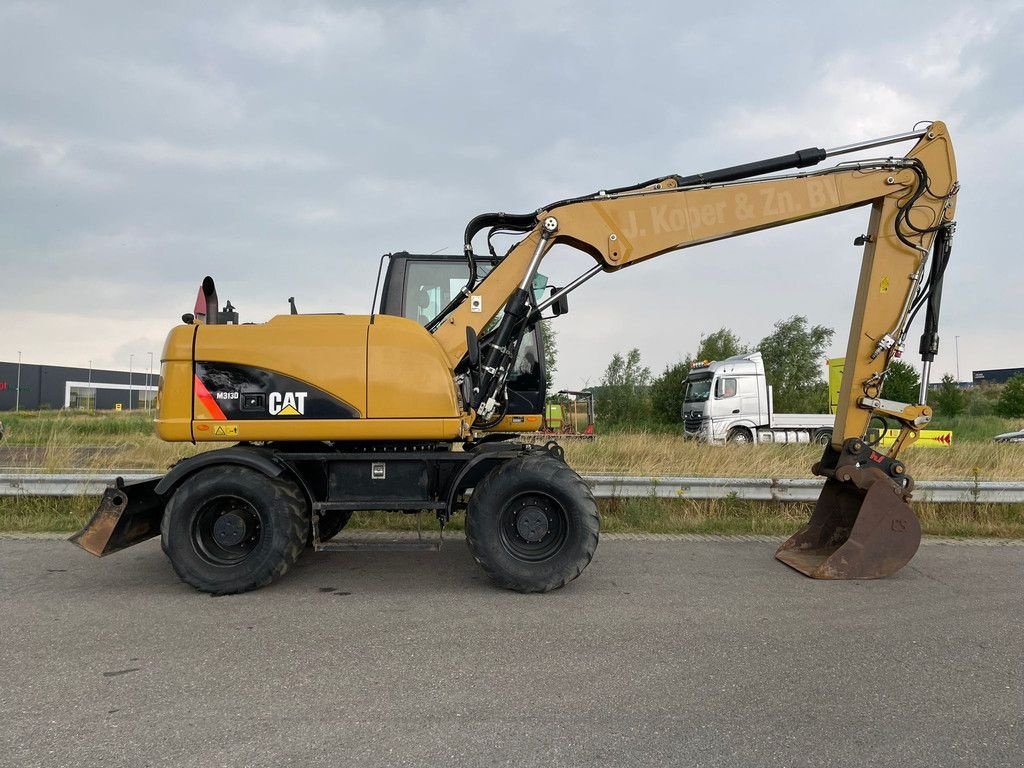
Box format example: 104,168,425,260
0,360,158,412
972,367,1024,385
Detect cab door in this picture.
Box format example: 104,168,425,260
378,253,546,429
711,375,742,422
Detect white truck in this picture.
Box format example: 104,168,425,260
682,352,833,445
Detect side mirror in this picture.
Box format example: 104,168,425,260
550,288,569,317
466,327,480,369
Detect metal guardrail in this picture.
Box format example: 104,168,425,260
584,475,1024,504
0,473,159,497
1,472,1022,504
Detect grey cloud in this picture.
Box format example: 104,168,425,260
0,0,1021,385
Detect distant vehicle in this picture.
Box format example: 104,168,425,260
993,429,1024,444
682,352,833,444
544,390,595,438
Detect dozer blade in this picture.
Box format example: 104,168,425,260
775,473,921,579
69,477,165,556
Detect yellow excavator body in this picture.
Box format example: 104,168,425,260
156,314,467,444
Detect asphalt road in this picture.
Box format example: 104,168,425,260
1,535,1021,768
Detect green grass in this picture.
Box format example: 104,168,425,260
0,496,99,533
927,414,1023,442
0,410,157,442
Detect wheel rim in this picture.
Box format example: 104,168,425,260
191,495,264,566
498,492,568,562
731,431,750,443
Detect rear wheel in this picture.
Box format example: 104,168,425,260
813,429,833,446
161,466,309,595
466,454,599,593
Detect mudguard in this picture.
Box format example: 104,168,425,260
72,447,286,557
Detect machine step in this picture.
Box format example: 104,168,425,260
313,501,447,512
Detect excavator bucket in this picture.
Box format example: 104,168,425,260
69,477,165,556
775,471,921,579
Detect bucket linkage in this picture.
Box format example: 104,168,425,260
776,438,921,579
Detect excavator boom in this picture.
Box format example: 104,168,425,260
438,122,957,578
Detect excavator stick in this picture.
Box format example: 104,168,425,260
775,461,921,579
69,477,164,556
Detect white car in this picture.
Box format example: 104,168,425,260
993,429,1024,443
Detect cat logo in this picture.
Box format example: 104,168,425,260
269,391,307,416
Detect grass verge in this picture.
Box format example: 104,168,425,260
1,412,1021,538
5,495,1021,539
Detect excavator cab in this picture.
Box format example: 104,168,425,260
379,252,549,431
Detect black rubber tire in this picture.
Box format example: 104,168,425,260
727,427,753,444
813,429,833,446
308,511,353,546
160,466,309,595
465,454,599,593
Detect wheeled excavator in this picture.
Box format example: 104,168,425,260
72,122,958,595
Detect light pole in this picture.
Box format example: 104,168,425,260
128,354,134,412
955,336,961,383
88,360,93,410
15,351,21,412
147,352,154,410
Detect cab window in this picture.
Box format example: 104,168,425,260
715,377,737,399
506,331,541,391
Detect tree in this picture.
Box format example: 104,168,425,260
595,348,651,427
933,374,966,417
649,360,692,426
539,320,557,396
757,316,835,413
695,327,747,363
965,383,998,416
997,374,1024,418
882,360,920,404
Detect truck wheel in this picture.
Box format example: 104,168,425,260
813,429,833,446
161,466,309,595
727,427,753,444
466,454,599,593
308,511,352,546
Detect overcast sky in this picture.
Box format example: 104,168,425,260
1,0,1021,389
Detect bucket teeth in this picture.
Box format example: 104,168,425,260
776,467,921,580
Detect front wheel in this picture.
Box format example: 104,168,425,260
466,454,599,593
161,466,310,595
727,427,753,444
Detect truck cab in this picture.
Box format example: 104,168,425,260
682,352,833,444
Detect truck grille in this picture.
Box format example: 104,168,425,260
683,412,704,435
